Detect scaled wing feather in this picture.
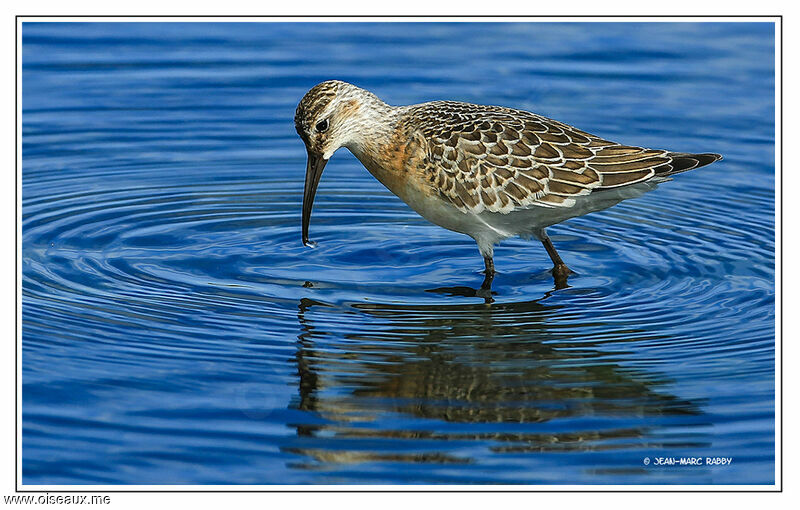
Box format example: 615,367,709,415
410,101,710,214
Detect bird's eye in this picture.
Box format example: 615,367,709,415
315,119,329,133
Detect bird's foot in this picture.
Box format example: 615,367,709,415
552,264,572,290
476,287,495,304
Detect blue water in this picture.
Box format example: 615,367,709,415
21,21,775,485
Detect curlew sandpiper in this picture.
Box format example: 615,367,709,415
295,80,721,291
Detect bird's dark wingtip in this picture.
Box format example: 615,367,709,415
662,152,723,175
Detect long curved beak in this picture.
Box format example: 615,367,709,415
301,149,328,247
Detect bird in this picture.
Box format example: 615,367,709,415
295,80,721,292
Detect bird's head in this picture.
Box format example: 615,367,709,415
295,80,388,247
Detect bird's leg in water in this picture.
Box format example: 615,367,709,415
481,255,495,291
540,231,571,289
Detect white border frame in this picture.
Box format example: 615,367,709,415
13,15,782,493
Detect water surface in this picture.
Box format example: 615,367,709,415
22,21,775,485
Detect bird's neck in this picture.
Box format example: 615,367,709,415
343,101,423,199
343,97,403,162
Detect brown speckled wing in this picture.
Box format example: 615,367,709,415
409,101,715,213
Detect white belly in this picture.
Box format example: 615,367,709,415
387,179,662,257
392,182,514,255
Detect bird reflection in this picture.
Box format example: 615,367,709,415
287,295,705,468
426,283,497,303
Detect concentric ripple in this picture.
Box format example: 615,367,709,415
22,21,775,485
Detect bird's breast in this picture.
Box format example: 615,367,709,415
352,129,430,201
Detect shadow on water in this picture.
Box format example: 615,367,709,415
426,283,498,303
286,295,707,469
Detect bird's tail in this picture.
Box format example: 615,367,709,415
657,152,723,176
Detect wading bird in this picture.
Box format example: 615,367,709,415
295,80,721,291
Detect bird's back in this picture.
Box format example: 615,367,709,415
400,100,721,216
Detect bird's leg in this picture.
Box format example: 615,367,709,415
481,255,496,291
540,231,571,289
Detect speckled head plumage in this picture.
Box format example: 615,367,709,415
295,80,393,160
294,81,340,147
